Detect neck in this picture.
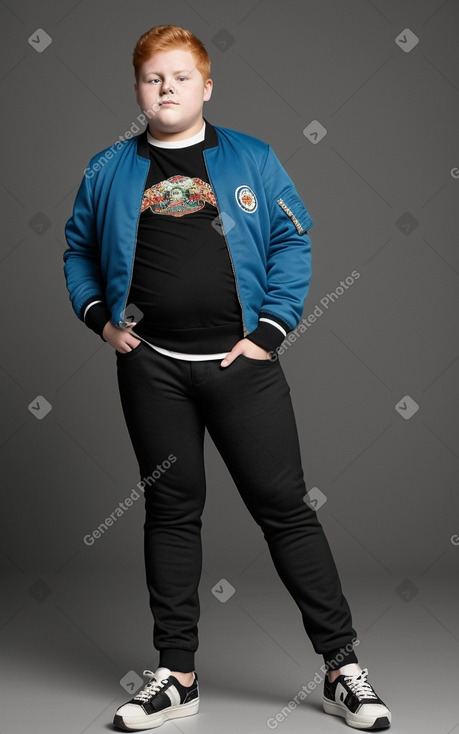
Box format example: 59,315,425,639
147,120,206,149
148,116,205,142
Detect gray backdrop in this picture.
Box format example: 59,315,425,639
1,1,458,732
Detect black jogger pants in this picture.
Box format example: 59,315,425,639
116,340,359,673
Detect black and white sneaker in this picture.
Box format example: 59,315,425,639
113,666,199,730
323,663,391,730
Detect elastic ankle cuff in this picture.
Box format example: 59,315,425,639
158,648,195,672
323,645,359,672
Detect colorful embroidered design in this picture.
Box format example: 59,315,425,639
235,185,258,213
141,175,217,217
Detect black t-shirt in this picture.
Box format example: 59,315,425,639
127,133,243,352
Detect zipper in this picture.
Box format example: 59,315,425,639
119,161,150,327
203,152,248,336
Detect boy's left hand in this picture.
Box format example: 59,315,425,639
220,338,272,367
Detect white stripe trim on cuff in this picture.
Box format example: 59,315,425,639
259,317,287,337
83,300,103,322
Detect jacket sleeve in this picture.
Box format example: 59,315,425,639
63,171,111,339
247,145,314,351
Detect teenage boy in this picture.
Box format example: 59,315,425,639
63,24,391,732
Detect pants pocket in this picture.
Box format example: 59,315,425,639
237,353,277,366
115,339,146,359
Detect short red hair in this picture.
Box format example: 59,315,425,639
133,25,211,82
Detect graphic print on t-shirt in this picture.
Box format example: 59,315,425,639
141,175,217,217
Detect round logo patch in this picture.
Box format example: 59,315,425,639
235,185,258,213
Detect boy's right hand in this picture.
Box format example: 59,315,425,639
102,322,142,353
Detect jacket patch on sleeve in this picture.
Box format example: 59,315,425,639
276,190,313,235
235,185,258,213
276,197,305,234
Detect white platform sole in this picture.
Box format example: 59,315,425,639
323,696,391,730
114,697,200,730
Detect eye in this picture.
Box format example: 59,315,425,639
178,76,188,82
148,78,161,84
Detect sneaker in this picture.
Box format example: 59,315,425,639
113,666,199,730
323,663,391,730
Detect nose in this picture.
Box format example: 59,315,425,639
161,79,175,95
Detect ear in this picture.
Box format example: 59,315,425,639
134,81,139,106
203,77,213,103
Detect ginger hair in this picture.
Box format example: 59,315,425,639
133,25,211,82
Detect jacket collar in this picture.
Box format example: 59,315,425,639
136,117,218,159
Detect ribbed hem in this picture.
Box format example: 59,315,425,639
134,320,243,353
158,648,196,672
322,644,359,672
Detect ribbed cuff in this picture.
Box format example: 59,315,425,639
158,648,196,672
246,318,287,353
83,301,112,341
323,645,359,672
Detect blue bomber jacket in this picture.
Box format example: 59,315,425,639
63,119,314,352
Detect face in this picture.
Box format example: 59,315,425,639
134,48,213,140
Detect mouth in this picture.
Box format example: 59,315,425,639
160,101,178,106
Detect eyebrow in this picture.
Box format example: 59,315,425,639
145,69,192,76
